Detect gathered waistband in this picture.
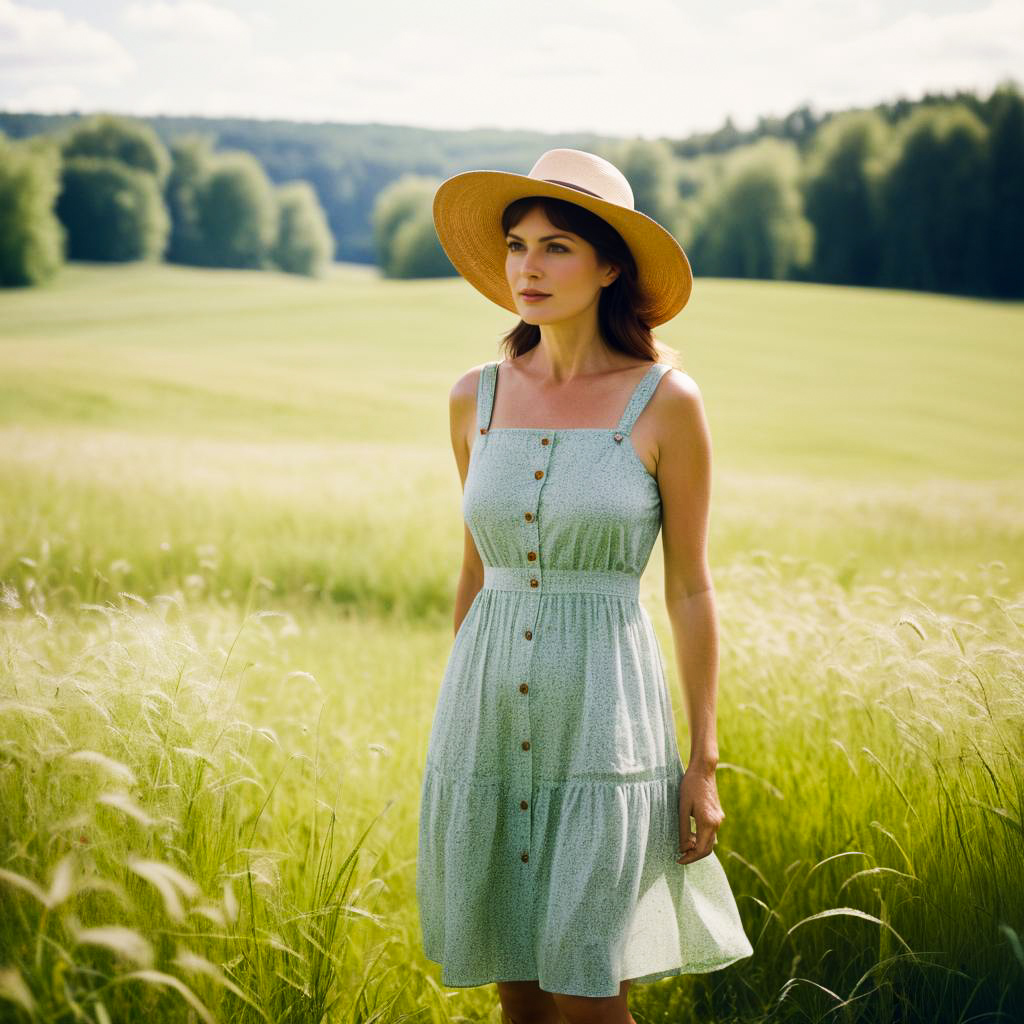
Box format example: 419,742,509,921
482,565,641,599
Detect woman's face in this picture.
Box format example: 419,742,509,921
504,205,618,324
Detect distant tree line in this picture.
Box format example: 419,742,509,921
1,81,1021,299
374,81,1023,301
0,114,334,286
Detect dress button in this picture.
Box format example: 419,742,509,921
480,427,488,434
527,551,537,561
521,740,530,750
520,799,529,810
534,469,544,479
530,578,538,588
524,629,532,640
519,682,529,693
613,432,623,442
541,437,549,445
521,851,529,863
524,511,533,522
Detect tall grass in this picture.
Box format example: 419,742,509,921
2,554,1020,1022
0,593,425,1023
693,554,1024,1022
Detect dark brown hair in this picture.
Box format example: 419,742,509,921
498,196,679,367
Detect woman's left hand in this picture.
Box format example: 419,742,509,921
676,764,724,864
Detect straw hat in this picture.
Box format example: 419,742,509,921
432,147,692,327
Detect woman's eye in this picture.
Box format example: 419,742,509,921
506,241,567,252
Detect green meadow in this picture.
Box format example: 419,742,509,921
0,262,1022,1023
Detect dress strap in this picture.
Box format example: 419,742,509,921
476,360,499,432
617,362,672,433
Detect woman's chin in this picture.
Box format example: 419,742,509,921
517,305,557,323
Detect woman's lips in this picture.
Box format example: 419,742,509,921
521,293,550,302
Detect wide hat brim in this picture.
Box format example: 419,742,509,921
432,169,693,328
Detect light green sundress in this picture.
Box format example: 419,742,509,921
417,359,753,998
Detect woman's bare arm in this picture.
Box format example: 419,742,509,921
449,367,486,637
653,369,724,864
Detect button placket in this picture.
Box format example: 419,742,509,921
514,430,552,866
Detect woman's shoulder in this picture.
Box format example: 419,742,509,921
656,364,699,395
449,361,499,428
649,365,705,435
449,360,496,403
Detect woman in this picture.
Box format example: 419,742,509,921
417,149,753,1024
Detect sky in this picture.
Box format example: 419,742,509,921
1,0,1021,139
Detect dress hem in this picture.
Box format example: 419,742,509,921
422,947,755,999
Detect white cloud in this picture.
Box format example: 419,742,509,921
883,0,1024,64
725,0,1024,116
1,0,1019,137
0,0,134,84
122,1,255,45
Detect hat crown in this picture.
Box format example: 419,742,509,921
528,148,635,212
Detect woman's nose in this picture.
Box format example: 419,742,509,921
520,247,543,275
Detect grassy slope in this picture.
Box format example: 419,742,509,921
2,261,1021,613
